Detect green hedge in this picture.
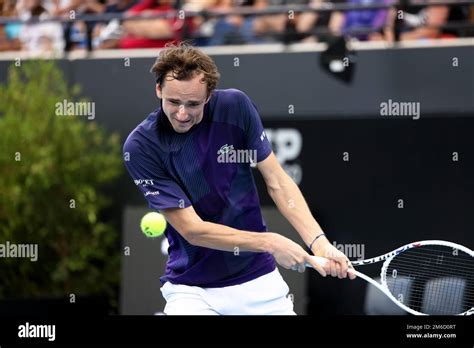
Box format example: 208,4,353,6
0,61,122,310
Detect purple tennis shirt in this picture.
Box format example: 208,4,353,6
123,88,276,287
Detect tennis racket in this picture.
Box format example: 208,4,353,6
305,240,474,315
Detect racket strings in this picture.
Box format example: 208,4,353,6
383,264,474,293
352,247,473,267
384,260,474,280
386,250,474,277
354,250,473,271
384,245,473,315
391,250,473,271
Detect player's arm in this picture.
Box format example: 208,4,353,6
257,152,354,279
160,205,327,275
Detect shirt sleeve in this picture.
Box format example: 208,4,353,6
236,90,273,163
123,137,192,211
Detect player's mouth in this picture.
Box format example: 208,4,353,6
175,119,191,124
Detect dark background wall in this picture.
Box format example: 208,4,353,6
2,44,473,126
1,44,473,315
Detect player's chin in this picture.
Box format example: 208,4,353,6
172,121,193,133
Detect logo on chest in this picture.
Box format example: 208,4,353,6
217,144,235,156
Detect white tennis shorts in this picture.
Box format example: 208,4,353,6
160,268,296,315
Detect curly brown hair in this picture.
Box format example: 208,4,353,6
150,42,221,98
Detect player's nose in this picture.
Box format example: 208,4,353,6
175,107,188,120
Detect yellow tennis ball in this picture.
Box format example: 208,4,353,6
140,212,167,238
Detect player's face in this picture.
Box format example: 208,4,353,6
156,72,210,134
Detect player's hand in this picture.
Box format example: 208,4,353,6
266,233,327,277
311,237,356,280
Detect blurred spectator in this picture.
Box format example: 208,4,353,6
341,0,390,41
112,0,192,49
252,0,289,43
291,0,391,42
93,0,138,48
289,0,345,43
182,0,217,46
429,2,471,38
205,0,251,45
207,0,288,46
469,4,474,36
445,4,473,38
48,0,86,51
384,0,450,41
104,0,136,12
182,0,216,11
401,5,448,40
0,0,22,51
1,0,473,53
0,25,19,51
17,0,65,54
48,0,107,50
1,0,16,15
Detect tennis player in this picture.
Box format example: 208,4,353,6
123,43,356,315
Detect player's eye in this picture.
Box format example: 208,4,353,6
169,100,180,105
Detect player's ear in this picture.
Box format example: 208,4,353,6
156,84,162,99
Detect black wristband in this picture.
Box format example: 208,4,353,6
309,232,326,252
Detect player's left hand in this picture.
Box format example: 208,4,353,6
311,238,356,280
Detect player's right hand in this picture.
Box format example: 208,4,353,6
266,233,327,277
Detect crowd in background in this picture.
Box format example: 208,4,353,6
0,0,473,53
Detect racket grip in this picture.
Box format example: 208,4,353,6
305,255,329,268
306,255,356,274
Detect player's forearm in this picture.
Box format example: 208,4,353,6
267,171,325,250
186,221,274,254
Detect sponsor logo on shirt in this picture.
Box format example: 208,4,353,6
134,179,154,187
144,191,160,196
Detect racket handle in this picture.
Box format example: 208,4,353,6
305,255,356,274
305,255,328,268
